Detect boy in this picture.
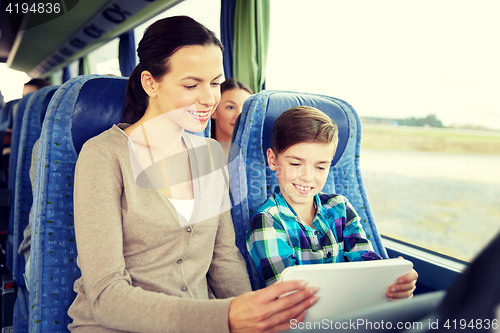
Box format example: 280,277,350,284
246,106,417,300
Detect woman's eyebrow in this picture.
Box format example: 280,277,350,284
180,73,223,81
181,76,202,81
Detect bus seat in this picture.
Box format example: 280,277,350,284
27,72,213,332
0,99,19,130
28,75,127,332
229,90,389,290
0,99,19,253
13,86,58,287
6,93,35,273
11,86,58,332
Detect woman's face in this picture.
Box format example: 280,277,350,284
149,44,223,133
212,88,252,142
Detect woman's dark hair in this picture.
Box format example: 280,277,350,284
210,78,253,139
271,106,338,155
122,16,224,123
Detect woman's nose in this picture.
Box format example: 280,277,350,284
199,85,216,107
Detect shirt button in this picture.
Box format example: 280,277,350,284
314,230,319,235
181,286,188,292
186,227,192,232
176,259,183,264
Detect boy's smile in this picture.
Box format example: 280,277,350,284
267,141,336,221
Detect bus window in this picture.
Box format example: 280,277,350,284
88,38,120,76
0,64,31,101
266,0,500,261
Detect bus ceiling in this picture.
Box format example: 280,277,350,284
0,0,185,77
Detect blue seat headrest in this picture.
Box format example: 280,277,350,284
40,89,57,126
0,99,20,125
71,77,128,154
261,92,349,166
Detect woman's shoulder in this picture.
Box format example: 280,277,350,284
81,124,129,152
83,124,128,148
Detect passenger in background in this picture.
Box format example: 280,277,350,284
22,78,50,96
68,16,317,333
1,78,50,172
211,78,252,161
247,106,418,300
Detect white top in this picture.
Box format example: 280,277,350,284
117,126,195,222
168,198,195,221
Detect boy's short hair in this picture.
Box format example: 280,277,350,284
271,106,339,155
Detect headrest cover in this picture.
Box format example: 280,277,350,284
71,77,128,154
40,88,58,126
262,92,349,167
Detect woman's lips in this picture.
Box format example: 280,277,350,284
187,110,211,121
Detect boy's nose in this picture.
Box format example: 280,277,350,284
299,166,314,181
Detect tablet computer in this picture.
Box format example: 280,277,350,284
279,258,413,322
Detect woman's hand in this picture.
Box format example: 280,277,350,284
229,280,318,333
386,257,418,301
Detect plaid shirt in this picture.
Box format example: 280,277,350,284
247,187,381,286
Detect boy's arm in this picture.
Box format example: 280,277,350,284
341,197,382,262
246,213,296,286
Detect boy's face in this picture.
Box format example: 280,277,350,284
267,141,336,211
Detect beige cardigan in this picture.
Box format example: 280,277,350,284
68,124,251,332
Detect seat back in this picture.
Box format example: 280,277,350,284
0,99,19,238
27,74,212,332
0,99,20,131
6,94,35,271
229,90,388,289
28,75,128,332
12,86,59,287
8,94,35,192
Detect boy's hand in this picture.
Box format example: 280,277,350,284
386,256,418,301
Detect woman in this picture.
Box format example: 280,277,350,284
211,78,252,161
68,16,317,333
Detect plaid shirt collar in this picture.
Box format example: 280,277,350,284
270,186,330,225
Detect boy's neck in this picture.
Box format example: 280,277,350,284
279,189,317,228
297,207,316,228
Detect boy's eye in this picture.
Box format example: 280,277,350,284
316,166,326,170
185,85,197,89
290,163,300,166
211,82,221,87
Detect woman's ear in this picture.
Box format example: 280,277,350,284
267,148,277,171
141,71,157,98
